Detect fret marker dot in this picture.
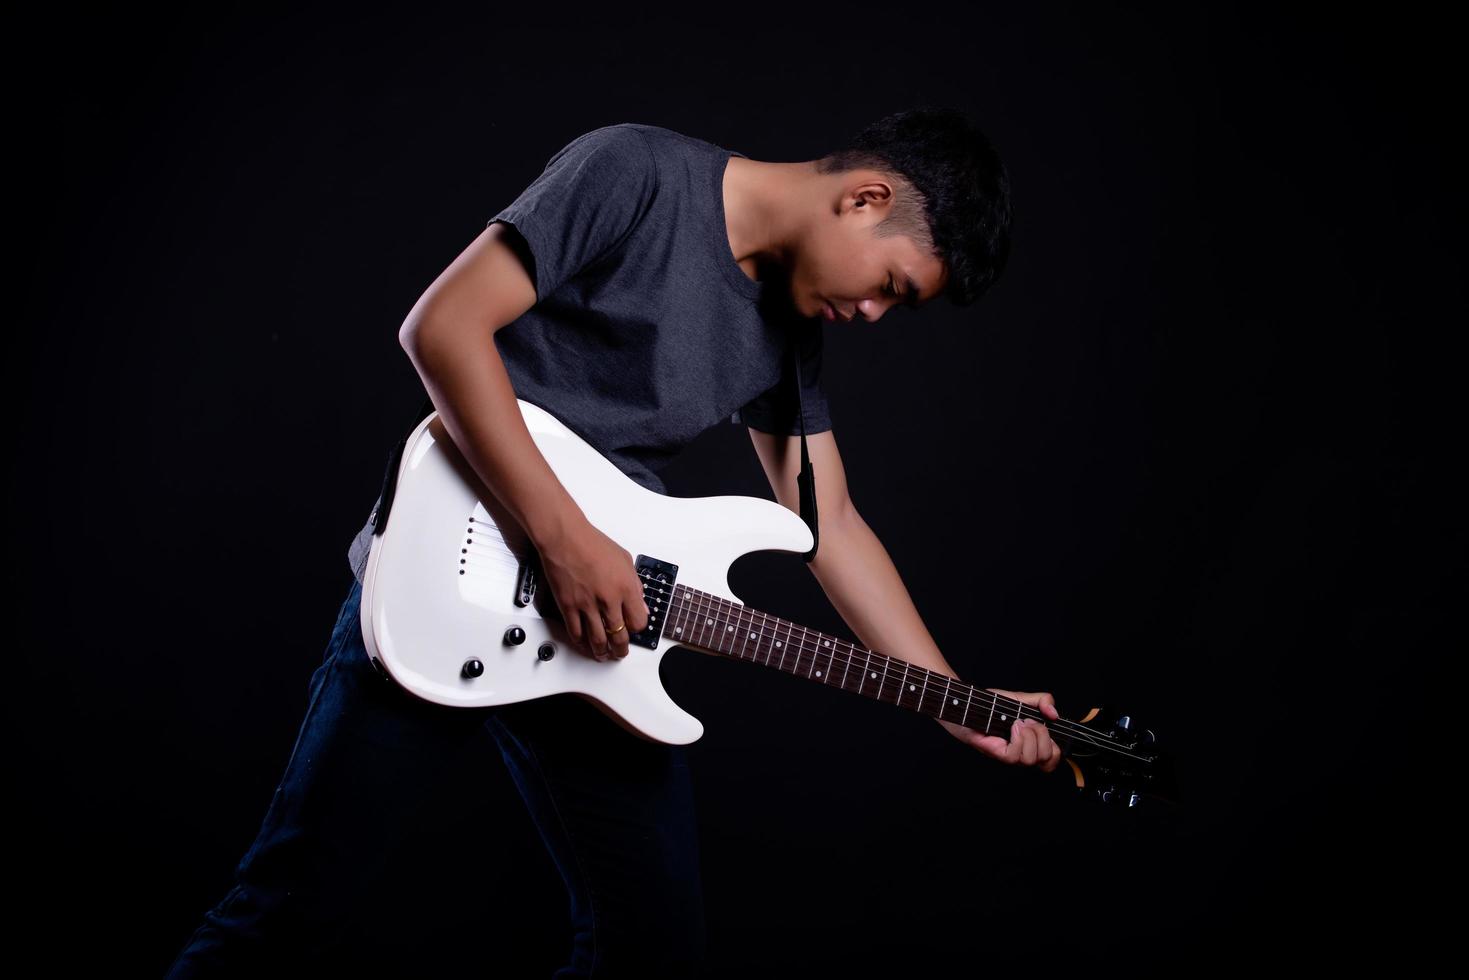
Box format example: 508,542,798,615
815,670,822,677
675,627,682,634
726,625,733,632
775,641,782,648
706,618,713,625
909,684,916,691
952,698,959,705
1001,715,1009,721
749,632,756,639
823,640,830,646
870,672,877,679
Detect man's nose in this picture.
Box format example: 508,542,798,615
858,296,897,322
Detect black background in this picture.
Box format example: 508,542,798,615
12,3,1456,975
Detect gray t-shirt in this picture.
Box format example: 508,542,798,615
346,122,832,584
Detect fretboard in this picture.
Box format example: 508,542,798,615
653,579,1031,738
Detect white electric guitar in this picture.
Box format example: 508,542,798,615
358,400,1176,807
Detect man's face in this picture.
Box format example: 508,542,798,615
789,196,948,324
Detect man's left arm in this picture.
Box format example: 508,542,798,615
747,427,1061,772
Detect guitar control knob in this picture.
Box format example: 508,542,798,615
461,658,484,679
537,642,556,661
504,626,527,646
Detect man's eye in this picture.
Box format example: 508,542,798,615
886,276,895,295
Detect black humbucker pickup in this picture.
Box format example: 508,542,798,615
630,555,679,650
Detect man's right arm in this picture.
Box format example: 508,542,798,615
397,221,649,660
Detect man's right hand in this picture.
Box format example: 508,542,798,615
534,517,651,661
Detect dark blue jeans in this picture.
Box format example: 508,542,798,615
165,576,706,978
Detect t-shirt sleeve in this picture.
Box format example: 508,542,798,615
731,319,834,435
488,125,659,303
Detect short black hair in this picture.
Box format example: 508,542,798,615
816,105,1013,308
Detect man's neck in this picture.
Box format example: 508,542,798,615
723,156,821,285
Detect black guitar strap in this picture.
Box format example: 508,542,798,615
792,334,820,563
372,341,820,562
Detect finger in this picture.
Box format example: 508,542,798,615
599,596,631,660
1039,693,1058,720
1028,723,1052,769
1041,731,1060,772
581,607,609,660
972,734,1008,759
626,578,651,634
557,593,584,649
612,596,648,657
1038,726,1059,771
1018,719,1038,767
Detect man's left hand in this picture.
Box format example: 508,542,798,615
937,688,1061,773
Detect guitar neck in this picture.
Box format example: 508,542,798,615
654,579,1037,740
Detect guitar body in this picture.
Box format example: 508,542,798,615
358,399,1179,805
359,399,815,745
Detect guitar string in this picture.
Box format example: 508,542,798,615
670,582,1125,757
464,531,1121,756
660,578,1065,735
649,576,1127,757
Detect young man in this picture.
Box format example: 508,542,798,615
166,106,1060,978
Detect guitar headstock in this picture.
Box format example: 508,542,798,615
1056,705,1178,808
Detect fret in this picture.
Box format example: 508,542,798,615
685,588,701,647
765,610,778,664
703,592,720,650
735,603,753,661
684,588,697,644
689,588,705,648
816,640,836,685
727,601,740,657
734,601,749,657
824,640,843,685
670,587,687,643
722,599,737,650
